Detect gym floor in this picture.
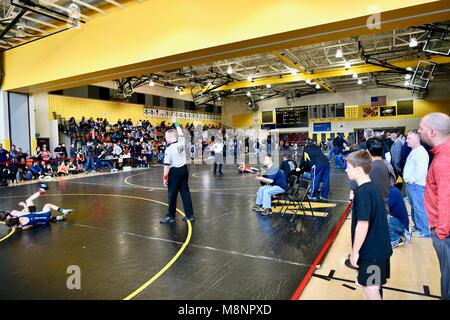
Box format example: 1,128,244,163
0,163,350,300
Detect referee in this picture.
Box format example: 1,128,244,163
160,115,195,224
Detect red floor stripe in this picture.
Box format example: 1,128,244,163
290,201,353,300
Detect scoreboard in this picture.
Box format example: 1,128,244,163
309,103,345,119
275,106,308,128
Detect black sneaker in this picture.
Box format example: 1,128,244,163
160,216,175,224
218,172,224,176
183,216,195,222
261,209,272,216
252,205,263,211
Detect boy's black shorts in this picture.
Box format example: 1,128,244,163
357,259,390,287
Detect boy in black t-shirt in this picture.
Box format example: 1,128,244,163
346,150,393,300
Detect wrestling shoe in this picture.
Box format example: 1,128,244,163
261,209,272,216
39,183,49,193
62,208,74,216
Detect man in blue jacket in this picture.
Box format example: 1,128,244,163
300,139,331,200
253,155,287,216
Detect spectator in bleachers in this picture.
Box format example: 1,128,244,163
84,142,96,173
16,167,24,182
0,143,9,168
29,162,42,179
41,146,52,162
41,162,56,180
76,149,85,172
33,146,42,161
70,143,77,160
61,143,68,159
57,161,69,176
8,145,19,181
68,160,78,175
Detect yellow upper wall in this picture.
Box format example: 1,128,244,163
232,114,254,128
48,95,221,127
3,0,448,93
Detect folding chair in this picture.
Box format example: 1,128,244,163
281,176,315,223
273,174,298,210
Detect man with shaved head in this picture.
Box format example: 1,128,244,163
419,112,450,300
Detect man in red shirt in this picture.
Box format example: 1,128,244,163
419,112,450,300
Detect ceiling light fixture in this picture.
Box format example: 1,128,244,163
344,61,351,69
352,73,358,79
315,84,320,89
149,80,155,86
247,75,253,82
266,84,271,89
305,79,312,85
405,74,412,80
335,48,343,58
227,66,233,75
174,86,179,92
357,79,363,85
406,67,413,71
404,80,410,86
409,37,418,48
246,91,251,97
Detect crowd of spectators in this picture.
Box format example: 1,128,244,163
0,117,222,187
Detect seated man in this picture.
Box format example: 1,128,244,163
0,183,74,230
252,155,287,216
388,185,412,248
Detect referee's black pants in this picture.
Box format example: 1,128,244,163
168,165,194,218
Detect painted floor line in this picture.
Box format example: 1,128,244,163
73,223,310,267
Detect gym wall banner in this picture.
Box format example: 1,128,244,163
313,122,331,132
